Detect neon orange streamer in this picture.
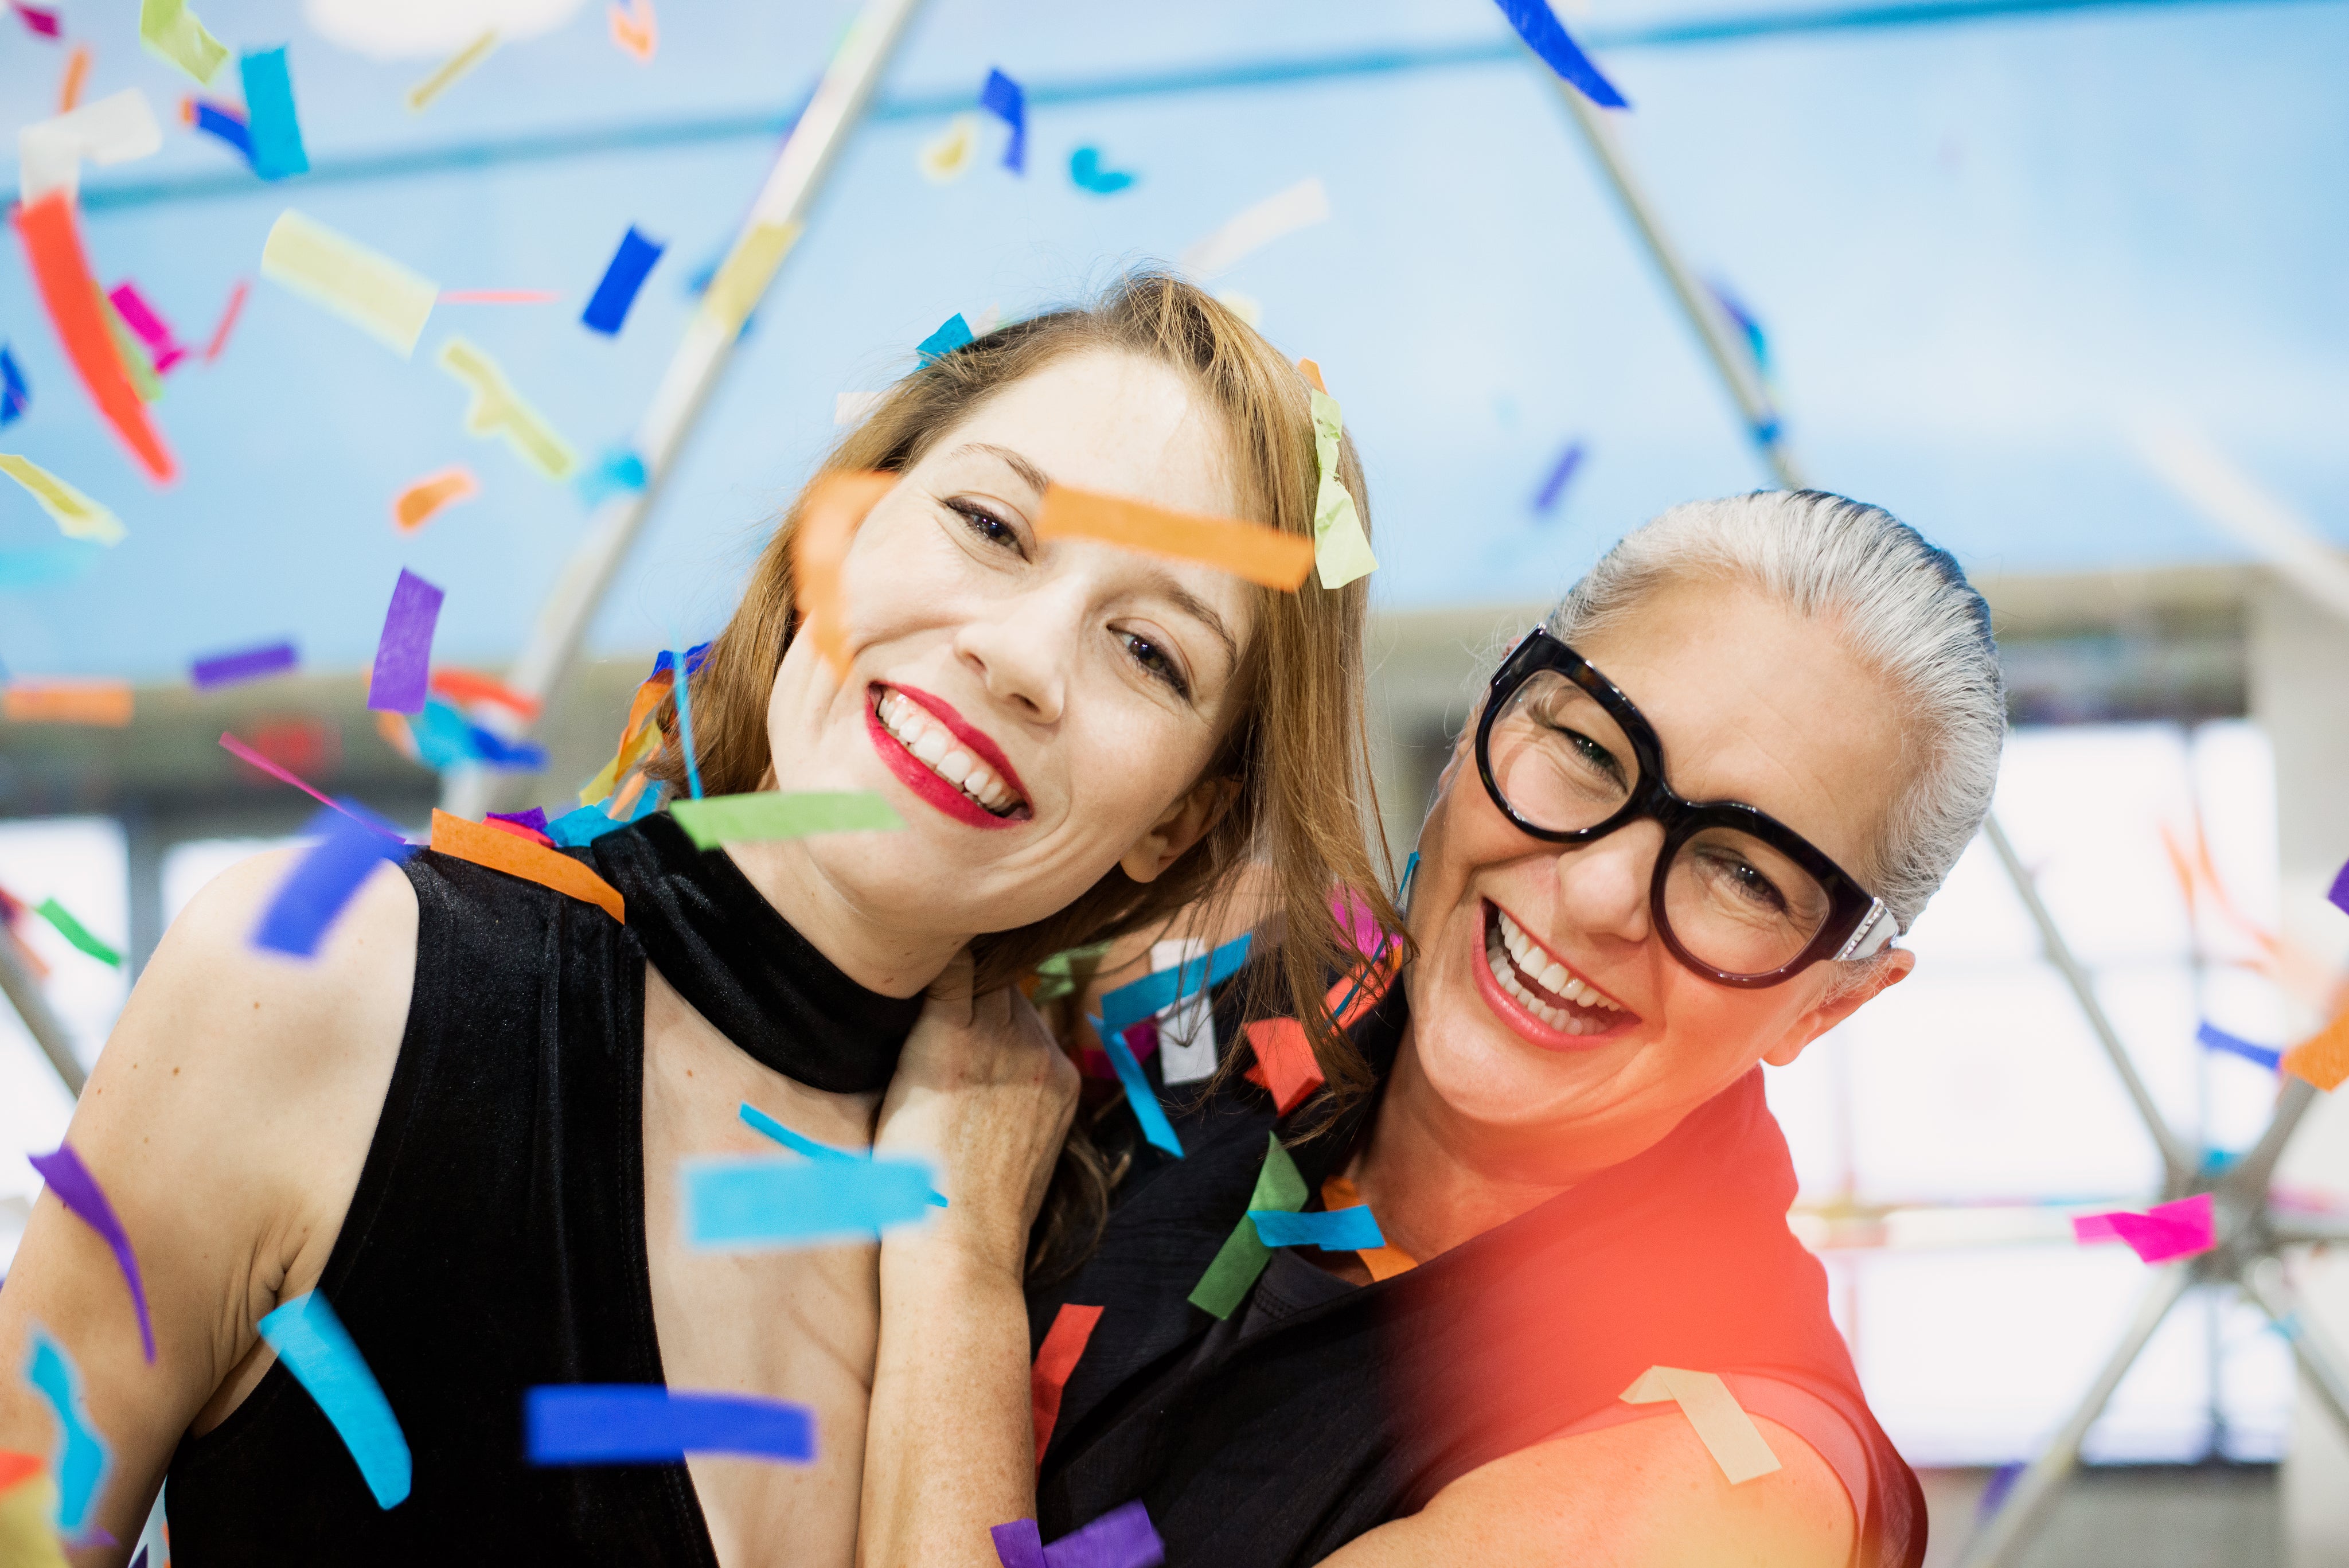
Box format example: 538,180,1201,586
12,192,175,482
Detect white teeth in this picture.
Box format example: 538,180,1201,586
875,690,1019,816
912,728,950,765
939,748,974,780
1488,907,1625,1017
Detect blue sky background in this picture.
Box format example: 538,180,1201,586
1,0,2342,681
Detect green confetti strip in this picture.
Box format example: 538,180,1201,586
1187,1134,1307,1320
36,897,119,967
670,790,903,848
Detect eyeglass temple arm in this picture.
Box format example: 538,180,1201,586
1832,899,1899,962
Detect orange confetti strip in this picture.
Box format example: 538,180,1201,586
57,42,88,111
374,708,420,762
2284,1008,2349,1093
430,666,540,721
608,0,657,61
1036,483,1314,591
429,810,624,923
4,678,132,726
791,471,896,675
392,465,479,532
13,192,175,482
1296,357,1327,393
1242,1018,1324,1115
1324,1173,1415,1280
1029,1302,1103,1465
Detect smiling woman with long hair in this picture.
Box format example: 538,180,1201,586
0,274,1395,1567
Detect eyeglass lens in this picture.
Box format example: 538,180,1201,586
1486,670,1836,976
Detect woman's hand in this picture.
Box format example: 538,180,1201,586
872,951,1079,1279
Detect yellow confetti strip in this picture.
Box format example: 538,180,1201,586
701,221,801,339
436,336,579,481
261,209,439,357
918,114,979,183
0,454,124,545
1620,1366,1782,1485
405,29,500,113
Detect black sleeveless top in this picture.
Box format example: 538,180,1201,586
164,813,922,1565
1032,977,1926,1567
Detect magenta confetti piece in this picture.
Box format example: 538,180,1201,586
11,1,60,38
366,568,444,714
107,283,186,374
2072,1192,2214,1263
29,1142,155,1362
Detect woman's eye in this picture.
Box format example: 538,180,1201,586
947,500,1021,553
1553,726,1625,785
1118,630,1189,697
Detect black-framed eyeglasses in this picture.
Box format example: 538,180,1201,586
1474,628,1897,989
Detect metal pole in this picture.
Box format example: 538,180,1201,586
443,0,934,821
2245,1258,2349,1445
1954,1265,2195,1568
0,929,84,1097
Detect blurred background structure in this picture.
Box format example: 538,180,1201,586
2,1,2346,1562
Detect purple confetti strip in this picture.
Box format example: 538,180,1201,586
992,1519,1047,1568
191,639,298,689
1532,440,1586,514
488,807,548,834
2328,857,2348,919
1044,1500,1165,1568
366,568,444,714
28,1142,155,1362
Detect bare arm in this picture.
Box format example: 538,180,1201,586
859,958,1078,1568
0,849,415,1565
1321,1414,1855,1568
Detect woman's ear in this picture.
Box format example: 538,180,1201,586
1119,775,1239,885
1760,947,1916,1067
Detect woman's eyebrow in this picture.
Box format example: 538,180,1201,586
1145,572,1240,673
951,442,1052,497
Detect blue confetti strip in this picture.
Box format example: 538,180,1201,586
240,47,309,180
670,645,703,799
2198,1021,2280,1071
979,68,1025,172
191,100,253,165
1532,439,1585,514
0,344,27,425
25,1328,107,1532
1105,1031,1183,1158
575,447,648,508
1248,1205,1384,1250
684,1154,938,1247
650,641,711,677
527,1385,815,1466
252,803,416,958
256,1292,411,1508
1068,146,1136,195
1494,0,1628,109
547,803,633,847
1097,933,1252,1037
580,225,664,336
916,312,974,365
739,1102,950,1206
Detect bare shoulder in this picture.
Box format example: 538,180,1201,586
1324,1414,1855,1568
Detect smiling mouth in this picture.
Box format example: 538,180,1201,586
1482,900,1637,1037
870,685,1029,820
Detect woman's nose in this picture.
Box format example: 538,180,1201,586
953,587,1076,724
1552,822,1657,943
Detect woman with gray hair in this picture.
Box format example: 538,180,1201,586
855,490,2006,1568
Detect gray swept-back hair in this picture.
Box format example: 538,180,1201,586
1545,489,2005,932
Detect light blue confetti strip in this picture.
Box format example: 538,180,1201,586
26,1328,107,1532
670,646,704,800
1097,933,1251,1037
685,1154,938,1248
1248,1205,1384,1251
256,1292,412,1508
1104,1031,1183,1158
738,1102,948,1206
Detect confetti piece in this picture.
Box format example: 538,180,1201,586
918,114,978,182
186,97,249,163
256,1292,409,1507
1105,1031,1182,1157
100,297,162,403
13,194,177,481
240,47,307,179
34,897,118,966
1248,1204,1382,1250
438,288,558,305
834,391,884,426
1323,1173,1415,1278
994,1519,1046,1568
1240,1018,1323,1115
1619,1367,1780,1484
200,278,248,361
1308,387,1375,588
405,28,497,112
528,1386,813,1465
581,225,663,336
2284,1007,2349,1092
1036,484,1314,592
18,90,164,204
430,809,623,920
2198,1021,2280,1072
793,470,896,676
739,1102,948,1206
0,1464,68,1568
138,0,227,85
365,568,443,713
1496,0,1628,110
1532,439,1586,515
253,804,413,956
1,348,25,424
436,336,579,480
24,1329,106,1531
1067,145,1136,196
0,454,124,546
1098,933,1251,1037
915,311,973,366
979,68,1025,173
700,220,800,340
1031,1303,1103,1465
1189,1135,1306,1319
57,42,89,112
2330,857,2349,919
606,0,656,63
107,283,186,373
219,734,402,844
669,791,903,847
3,678,132,726
2071,1192,2215,1263
1296,358,1326,393
576,447,647,507
993,1500,1165,1568
11,2,58,38
430,667,538,720
391,465,478,533
1710,280,1771,373
28,1144,151,1359
1180,177,1329,279
191,639,296,689
262,210,438,357
682,1153,938,1247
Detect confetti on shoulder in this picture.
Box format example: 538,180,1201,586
430,809,624,923
670,791,901,848
1036,483,1313,591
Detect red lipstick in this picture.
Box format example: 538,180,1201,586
865,682,1031,832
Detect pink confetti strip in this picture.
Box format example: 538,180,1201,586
106,283,186,373
2071,1192,2214,1264
219,732,408,844
438,289,560,304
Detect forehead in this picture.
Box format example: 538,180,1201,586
915,348,1242,519
1569,576,1905,871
